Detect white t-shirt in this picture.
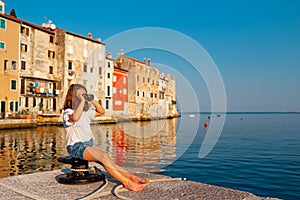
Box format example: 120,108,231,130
63,107,95,146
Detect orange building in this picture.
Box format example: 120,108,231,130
0,5,20,118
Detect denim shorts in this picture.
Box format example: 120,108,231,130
67,139,94,160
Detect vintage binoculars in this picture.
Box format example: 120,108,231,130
82,94,94,101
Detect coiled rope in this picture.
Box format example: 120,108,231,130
76,166,108,200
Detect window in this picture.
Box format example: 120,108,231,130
137,75,139,82
90,67,93,73
107,73,110,79
68,45,73,54
99,67,102,75
123,89,127,95
0,18,6,29
113,75,116,82
21,44,27,52
107,86,110,96
4,60,8,70
21,61,26,70
8,101,17,112
49,66,53,74
123,77,127,84
0,41,5,49
21,26,29,35
11,80,17,90
105,100,109,109
83,64,87,72
12,61,17,70
147,77,150,83
68,61,73,70
20,79,25,94
108,62,110,68
137,91,139,97
10,102,13,112
48,50,55,58
0,5,3,13
49,35,54,43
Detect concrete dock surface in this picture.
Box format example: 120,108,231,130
0,165,279,200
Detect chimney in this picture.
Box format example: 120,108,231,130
88,33,93,39
96,38,101,42
107,52,112,59
143,58,146,63
117,60,122,68
119,49,124,55
147,58,151,65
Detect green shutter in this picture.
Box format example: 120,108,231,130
11,80,16,90
0,18,6,29
0,42,4,49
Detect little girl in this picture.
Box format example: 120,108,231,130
62,84,148,191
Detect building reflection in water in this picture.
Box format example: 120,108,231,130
0,118,178,178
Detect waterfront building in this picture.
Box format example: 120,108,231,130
115,52,178,119
0,6,19,118
55,29,106,111
0,0,178,121
18,20,58,115
102,52,114,116
113,63,128,116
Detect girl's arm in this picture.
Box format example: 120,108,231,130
71,94,86,121
90,99,105,116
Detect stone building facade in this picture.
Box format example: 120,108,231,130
115,53,178,119
18,21,58,115
54,29,106,110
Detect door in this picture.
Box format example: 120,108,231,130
1,101,5,118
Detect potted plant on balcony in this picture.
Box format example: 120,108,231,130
20,109,31,119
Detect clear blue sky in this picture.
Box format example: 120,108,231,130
5,0,300,112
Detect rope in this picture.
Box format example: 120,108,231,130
76,166,108,200
113,177,187,200
71,168,90,172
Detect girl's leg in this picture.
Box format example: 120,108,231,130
113,163,149,184
83,146,144,192
92,146,149,184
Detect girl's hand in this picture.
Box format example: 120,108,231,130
78,93,86,102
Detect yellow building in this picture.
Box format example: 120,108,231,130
0,8,20,118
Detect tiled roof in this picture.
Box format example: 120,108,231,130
0,13,55,34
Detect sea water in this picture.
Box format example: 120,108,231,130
0,113,299,199
160,113,300,200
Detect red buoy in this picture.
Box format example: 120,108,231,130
204,122,209,129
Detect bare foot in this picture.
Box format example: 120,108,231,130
123,180,144,192
131,175,149,184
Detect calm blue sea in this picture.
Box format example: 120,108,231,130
0,113,299,199
160,113,300,200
